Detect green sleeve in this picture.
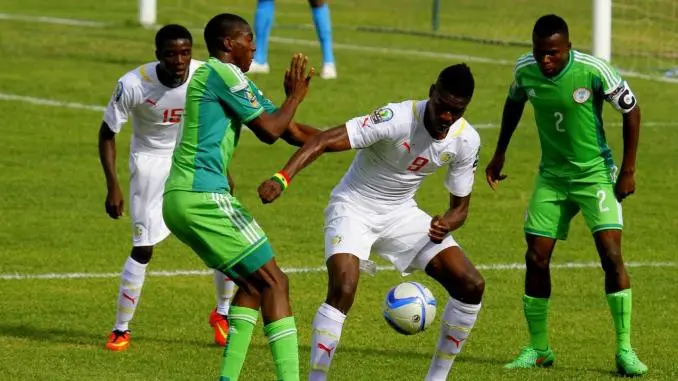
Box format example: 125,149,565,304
507,70,527,102
249,82,278,114
590,56,623,94
207,63,265,123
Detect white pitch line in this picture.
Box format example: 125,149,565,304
1,92,676,129
0,12,675,84
0,12,107,27
0,261,674,281
0,93,105,112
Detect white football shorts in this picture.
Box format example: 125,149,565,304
128,152,172,247
323,197,459,274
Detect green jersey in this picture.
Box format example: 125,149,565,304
508,50,638,182
165,57,277,193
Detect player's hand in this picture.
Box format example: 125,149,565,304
614,170,636,202
485,154,508,190
429,215,452,244
105,185,124,219
284,53,315,100
258,179,284,204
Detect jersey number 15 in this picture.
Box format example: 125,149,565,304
162,108,184,123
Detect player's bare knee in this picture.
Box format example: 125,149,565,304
467,272,485,299
130,246,153,264
600,248,625,272
525,248,550,270
327,272,358,313
268,268,289,294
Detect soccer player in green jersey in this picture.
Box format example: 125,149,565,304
485,15,647,376
162,13,316,381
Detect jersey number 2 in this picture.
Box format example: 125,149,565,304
554,112,565,132
407,156,429,171
163,108,184,123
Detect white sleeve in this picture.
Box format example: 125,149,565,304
604,80,638,114
103,79,137,133
345,105,397,149
445,128,480,197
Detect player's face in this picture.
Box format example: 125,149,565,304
426,84,470,138
157,39,192,79
532,33,570,77
229,26,256,73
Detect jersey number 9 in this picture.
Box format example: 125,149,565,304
407,156,429,171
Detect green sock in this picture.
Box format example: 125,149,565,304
219,306,259,381
264,316,300,381
607,288,632,353
523,295,550,351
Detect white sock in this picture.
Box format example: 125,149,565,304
425,298,481,381
214,270,235,315
309,303,346,381
113,256,148,332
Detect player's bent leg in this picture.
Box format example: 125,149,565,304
505,234,558,369
593,229,630,293
238,258,298,381
211,271,236,347
106,245,154,351
593,230,647,376
309,253,360,381
421,246,482,381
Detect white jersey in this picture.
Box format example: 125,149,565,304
103,59,203,155
332,100,480,212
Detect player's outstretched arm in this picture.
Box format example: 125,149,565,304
258,125,351,203
247,54,315,144
485,97,526,190
429,194,471,243
281,121,321,147
615,105,641,201
98,122,124,219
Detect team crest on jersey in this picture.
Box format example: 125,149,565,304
247,89,260,108
369,107,394,124
440,152,454,164
133,223,144,240
573,87,591,104
114,81,124,102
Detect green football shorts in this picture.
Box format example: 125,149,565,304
524,176,623,240
163,190,274,279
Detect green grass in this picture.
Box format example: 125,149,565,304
0,1,677,380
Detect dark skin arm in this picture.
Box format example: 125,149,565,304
429,194,472,243
485,96,526,190
615,106,641,201
227,170,235,196
258,125,351,203
98,122,124,219
281,121,322,147
247,54,314,144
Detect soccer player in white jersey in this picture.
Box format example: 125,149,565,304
98,24,235,351
258,64,485,380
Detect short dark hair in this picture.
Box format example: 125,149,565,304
204,13,250,56
436,63,475,98
155,24,192,50
533,14,569,40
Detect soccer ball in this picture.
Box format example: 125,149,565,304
383,281,437,335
